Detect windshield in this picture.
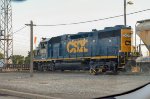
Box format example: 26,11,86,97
0,0,150,99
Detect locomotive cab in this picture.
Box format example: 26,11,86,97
34,47,40,58
39,38,49,59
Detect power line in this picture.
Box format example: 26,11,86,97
13,25,27,35
12,8,150,35
36,8,150,27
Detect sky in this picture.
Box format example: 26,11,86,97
11,0,150,56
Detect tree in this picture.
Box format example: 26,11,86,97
12,55,24,64
24,56,30,64
0,52,4,59
24,51,30,64
24,50,35,64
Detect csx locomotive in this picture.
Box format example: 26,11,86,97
34,25,133,74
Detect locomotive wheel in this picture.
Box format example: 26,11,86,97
50,65,55,71
43,66,47,71
38,65,43,71
124,60,136,72
89,68,98,75
61,69,64,72
47,62,55,71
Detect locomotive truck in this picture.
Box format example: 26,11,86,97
33,25,134,74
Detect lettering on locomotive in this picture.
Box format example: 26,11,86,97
125,41,131,45
67,39,88,53
122,33,131,38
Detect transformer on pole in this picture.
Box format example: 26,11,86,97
0,0,13,65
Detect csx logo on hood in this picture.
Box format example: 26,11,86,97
67,39,88,53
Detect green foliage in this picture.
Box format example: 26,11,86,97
0,52,4,59
12,55,24,64
24,56,30,64
11,51,34,64
24,51,30,64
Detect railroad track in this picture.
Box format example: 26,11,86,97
1,63,149,74
1,64,29,72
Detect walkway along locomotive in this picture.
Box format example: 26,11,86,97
33,25,133,74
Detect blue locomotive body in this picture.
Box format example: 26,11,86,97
34,25,132,74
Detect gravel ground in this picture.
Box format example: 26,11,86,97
0,96,23,99
0,72,150,99
0,94,23,99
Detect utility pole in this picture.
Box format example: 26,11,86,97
124,0,133,26
135,22,138,52
25,20,35,77
124,0,127,26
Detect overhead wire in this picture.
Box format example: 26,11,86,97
12,8,150,42
12,25,27,35
36,8,150,27
12,8,150,35
12,8,150,45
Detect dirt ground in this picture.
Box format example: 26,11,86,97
0,72,150,99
